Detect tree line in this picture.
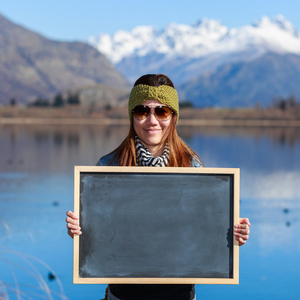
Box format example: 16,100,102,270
9,93,80,107
271,94,299,110
8,93,299,110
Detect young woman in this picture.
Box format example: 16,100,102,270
66,74,250,300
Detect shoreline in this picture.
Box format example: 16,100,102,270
1,117,300,127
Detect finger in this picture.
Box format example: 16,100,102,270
234,225,249,237
235,236,247,246
239,224,250,230
67,223,81,230
234,228,249,242
237,230,250,237
234,224,250,234
66,211,79,220
68,230,82,238
234,226,250,236
70,229,82,235
68,228,82,238
65,216,80,226
234,225,250,234
234,232,249,241
239,217,251,226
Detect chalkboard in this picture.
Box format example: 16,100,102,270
73,166,239,284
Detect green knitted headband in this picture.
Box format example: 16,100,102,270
128,84,179,120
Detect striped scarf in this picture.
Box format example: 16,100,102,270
135,136,169,167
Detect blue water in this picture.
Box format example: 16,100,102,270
0,125,299,299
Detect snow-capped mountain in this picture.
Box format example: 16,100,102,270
88,15,300,107
89,15,300,79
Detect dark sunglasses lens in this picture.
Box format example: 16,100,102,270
155,106,173,120
133,105,150,120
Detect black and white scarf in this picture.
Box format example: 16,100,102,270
135,136,169,167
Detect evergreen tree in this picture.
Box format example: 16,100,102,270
9,98,17,106
53,93,64,107
67,93,80,105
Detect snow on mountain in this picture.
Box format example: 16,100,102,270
223,15,300,54
89,26,157,64
89,18,229,63
88,15,300,85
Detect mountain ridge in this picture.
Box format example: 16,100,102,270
1,13,300,108
89,15,300,65
0,13,129,105
89,15,300,107
179,52,300,107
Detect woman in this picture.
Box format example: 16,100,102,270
66,74,250,300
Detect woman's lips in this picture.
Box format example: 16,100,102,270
145,129,160,134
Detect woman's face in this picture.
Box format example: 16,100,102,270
133,100,172,155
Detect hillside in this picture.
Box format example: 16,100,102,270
179,53,300,107
0,13,129,105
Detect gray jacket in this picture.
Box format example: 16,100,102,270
97,153,203,167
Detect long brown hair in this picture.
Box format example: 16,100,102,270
107,74,203,167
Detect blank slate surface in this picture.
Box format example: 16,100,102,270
73,166,239,284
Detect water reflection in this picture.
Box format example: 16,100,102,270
178,125,300,148
243,171,300,200
2,125,300,173
0,124,300,299
0,124,129,174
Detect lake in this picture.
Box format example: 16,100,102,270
0,124,299,300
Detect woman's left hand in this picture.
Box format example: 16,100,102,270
234,218,251,246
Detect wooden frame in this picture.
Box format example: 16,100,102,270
73,166,240,284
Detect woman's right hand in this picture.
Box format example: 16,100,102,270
66,211,82,238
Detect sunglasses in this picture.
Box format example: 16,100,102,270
132,105,174,121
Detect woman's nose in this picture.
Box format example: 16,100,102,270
146,110,159,124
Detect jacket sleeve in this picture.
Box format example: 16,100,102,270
192,158,204,168
96,153,119,166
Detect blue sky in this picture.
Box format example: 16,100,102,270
1,0,299,41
